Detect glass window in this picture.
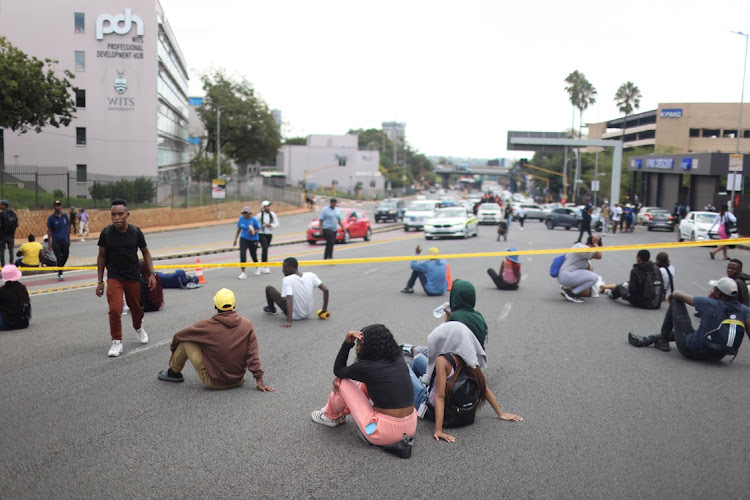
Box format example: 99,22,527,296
76,127,86,145
75,89,86,108
74,12,85,33
74,51,85,71
76,164,87,182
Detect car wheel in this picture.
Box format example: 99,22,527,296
678,230,684,242
670,227,675,232
425,235,433,240
545,220,554,230
647,227,653,231
403,226,409,232
343,230,351,244
307,240,317,245
364,228,372,241
691,231,696,241
565,226,571,230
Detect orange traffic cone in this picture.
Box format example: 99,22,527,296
195,258,208,284
445,263,452,291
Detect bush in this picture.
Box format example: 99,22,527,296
52,189,64,199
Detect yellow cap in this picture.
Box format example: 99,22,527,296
213,288,236,311
427,247,440,255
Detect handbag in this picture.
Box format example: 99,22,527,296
724,217,738,235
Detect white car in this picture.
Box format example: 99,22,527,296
477,203,502,224
515,203,547,221
677,211,737,242
424,207,479,239
403,200,441,231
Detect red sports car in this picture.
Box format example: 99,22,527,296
307,208,372,244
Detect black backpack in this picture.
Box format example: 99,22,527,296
704,304,746,361
1,210,18,234
640,264,664,310
428,354,481,428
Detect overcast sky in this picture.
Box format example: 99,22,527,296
160,0,750,159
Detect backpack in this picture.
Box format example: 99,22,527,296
427,354,480,428
1,210,18,234
724,216,738,235
704,304,746,361
640,264,664,309
550,254,566,278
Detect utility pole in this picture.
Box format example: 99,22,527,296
217,107,221,219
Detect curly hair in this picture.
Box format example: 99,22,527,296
356,324,402,362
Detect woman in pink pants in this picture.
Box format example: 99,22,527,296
311,324,417,457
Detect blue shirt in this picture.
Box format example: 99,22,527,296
410,259,447,295
47,213,69,242
684,296,750,359
237,216,260,241
319,206,341,231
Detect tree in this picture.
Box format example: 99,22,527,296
564,70,597,138
283,137,307,145
564,70,584,137
198,70,281,169
614,81,642,146
189,153,233,183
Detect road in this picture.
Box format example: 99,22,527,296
2,210,750,499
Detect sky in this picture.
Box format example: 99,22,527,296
160,0,750,160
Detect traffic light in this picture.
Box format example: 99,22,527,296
519,158,528,168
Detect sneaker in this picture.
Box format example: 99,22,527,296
58,273,64,281
80,238,86,242
399,344,415,355
263,306,278,315
400,287,414,294
122,304,130,315
262,267,271,274
311,410,346,427
254,267,262,276
561,288,584,303
237,272,247,280
108,340,123,357
134,326,149,344
604,289,614,299
157,368,184,383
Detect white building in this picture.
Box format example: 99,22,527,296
0,0,190,200
276,135,382,194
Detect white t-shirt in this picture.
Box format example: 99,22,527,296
659,265,676,293
281,272,323,320
612,206,622,221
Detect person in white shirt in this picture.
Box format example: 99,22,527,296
655,252,675,299
264,257,329,328
257,200,280,274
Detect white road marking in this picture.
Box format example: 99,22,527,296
361,268,378,276
122,338,171,358
498,303,512,320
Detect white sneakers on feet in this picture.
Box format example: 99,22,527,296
108,340,123,357
311,410,346,427
134,327,149,344
262,267,271,274
237,272,247,280
254,267,262,276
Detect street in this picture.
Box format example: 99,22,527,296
2,210,750,499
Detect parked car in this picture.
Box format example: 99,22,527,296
403,200,441,231
677,211,734,242
646,210,675,232
544,207,603,231
307,208,372,244
514,203,547,221
374,199,405,222
637,206,666,225
424,207,479,239
477,203,502,224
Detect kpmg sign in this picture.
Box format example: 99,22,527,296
660,108,683,118
645,158,674,170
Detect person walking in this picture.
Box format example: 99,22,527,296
611,203,621,236
69,206,78,237
600,203,610,235
709,204,737,261
257,200,279,274
96,199,157,357
46,200,70,280
79,208,90,241
232,206,261,279
575,196,593,243
319,198,344,260
0,200,18,267
516,205,526,230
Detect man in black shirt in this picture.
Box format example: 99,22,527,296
576,196,593,243
96,199,157,357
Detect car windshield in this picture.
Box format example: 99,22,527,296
481,203,500,210
652,210,670,217
409,202,436,211
378,201,398,208
695,213,718,224
434,209,465,218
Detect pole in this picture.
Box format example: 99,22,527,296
730,31,749,209
593,151,599,207
217,107,221,219
562,146,568,202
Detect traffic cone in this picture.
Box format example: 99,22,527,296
195,258,208,284
446,263,452,291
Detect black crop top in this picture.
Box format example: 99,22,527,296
333,342,414,409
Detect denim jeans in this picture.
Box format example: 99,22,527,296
406,270,427,290
409,354,429,409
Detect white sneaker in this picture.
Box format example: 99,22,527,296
237,272,247,280
58,273,64,281
311,410,346,427
122,304,130,315
134,326,148,344
254,267,262,276
80,238,86,242
108,340,123,357
262,267,271,274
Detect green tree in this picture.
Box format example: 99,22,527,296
283,136,307,145
198,70,281,168
89,182,111,202
614,81,642,145
133,177,156,204
189,154,233,184
564,70,584,137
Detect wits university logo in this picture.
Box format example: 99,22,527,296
107,70,135,111
96,9,143,40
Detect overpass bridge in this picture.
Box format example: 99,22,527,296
433,166,510,188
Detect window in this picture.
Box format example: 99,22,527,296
76,127,86,145
723,129,738,138
76,164,87,182
744,130,750,139
689,128,700,138
702,128,720,138
74,12,84,33
74,51,85,70
75,89,86,108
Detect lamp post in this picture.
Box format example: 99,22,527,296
217,106,222,219
730,30,749,209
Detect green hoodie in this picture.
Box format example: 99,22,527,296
448,279,488,347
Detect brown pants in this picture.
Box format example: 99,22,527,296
170,341,244,390
106,279,142,341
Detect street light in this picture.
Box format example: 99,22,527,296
729,31,749,210
217,106,222,219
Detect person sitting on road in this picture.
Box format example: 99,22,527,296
487,247,521,291
264,257,329,328
41,235,57,267
599,249,663,309
311,324,417,458
726,258,750,306
140,261,164,312
441,279,489,348
558,236,603,303
14,234,43,268
0,264,31,331
656,252,675,300
628,277,750,359
157,288,274,391
400,245,447,296
407,322,522,443
156,269,200,289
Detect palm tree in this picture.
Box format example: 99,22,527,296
614,81,642,147
564,70,584,138
576,78,597,139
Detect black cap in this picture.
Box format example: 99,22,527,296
54,200,62,205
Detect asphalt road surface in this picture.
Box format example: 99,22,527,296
2,214,750,499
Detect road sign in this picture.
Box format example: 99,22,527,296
591,180,600,192
211,179,226,199
728,173,743,191
729,154,743,172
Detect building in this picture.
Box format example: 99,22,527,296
276,134,382,195
0,0,190,201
